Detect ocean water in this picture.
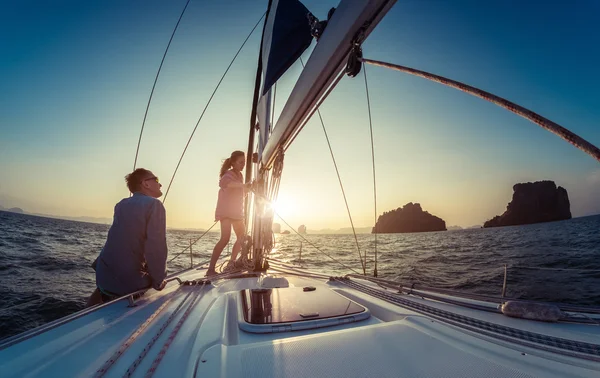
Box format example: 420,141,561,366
1,210,599,341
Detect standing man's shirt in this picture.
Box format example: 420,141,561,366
96,192,167,295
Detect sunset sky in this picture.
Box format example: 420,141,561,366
1,0,599,230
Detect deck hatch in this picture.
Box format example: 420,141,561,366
238,287,370,333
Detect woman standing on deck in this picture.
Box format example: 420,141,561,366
206,150,252,276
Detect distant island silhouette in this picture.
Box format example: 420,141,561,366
272,222,281,233
313,227,373,234
373,202,446,233
0,206,24,214
0,204,112,224
484,180,571,228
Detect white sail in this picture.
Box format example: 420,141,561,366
255,0,277,160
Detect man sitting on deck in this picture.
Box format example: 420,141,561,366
87,168,168,306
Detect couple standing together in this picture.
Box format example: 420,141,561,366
88,150,251,306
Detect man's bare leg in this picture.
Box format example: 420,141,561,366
86,288,103,308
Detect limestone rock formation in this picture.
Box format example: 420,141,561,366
483,181,571,228
372,203,446,234
272,223,281,233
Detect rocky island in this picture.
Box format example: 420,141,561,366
0,206,24,214
484,181,571,228
373,203,446,233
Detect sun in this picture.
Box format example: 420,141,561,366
271,198,293,216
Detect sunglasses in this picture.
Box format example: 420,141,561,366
144,176,160,184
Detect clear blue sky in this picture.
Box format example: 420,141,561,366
1,0,599,229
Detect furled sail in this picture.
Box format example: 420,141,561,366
249,0,396,271
249,0,315,270
256,0,314,160
261,0,313,96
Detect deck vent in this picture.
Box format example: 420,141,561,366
259,275,289,288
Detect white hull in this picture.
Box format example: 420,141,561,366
1,260,599,377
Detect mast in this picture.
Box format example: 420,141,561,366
247,0,396,271
245,0,273,227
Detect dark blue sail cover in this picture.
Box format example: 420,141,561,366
262,0,313,95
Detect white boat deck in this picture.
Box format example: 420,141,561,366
1,261,599,377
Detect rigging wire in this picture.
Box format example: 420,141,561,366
133,0,193,171
162,12,267,203
359,57,600,164
273,208,362,275
249,189,359,275
363,64,379,277
281,69,346,156
299,57,366,276
167,221,218,265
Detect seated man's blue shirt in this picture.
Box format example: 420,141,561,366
96,192,167,295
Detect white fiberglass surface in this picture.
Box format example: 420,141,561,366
197,317,599,378
1,269,599,377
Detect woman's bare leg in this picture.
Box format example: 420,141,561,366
229,220,245,262
206,219,232,275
